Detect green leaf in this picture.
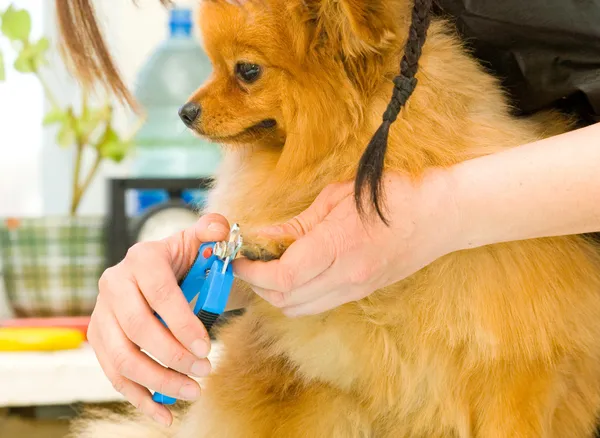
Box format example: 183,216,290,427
13,51,34,72
13,37,50,73
54,110,77,147
43,108,68,126
30,37,50,67
97,128,132,163
100,127,119,144
35,37,49,52
100,140,132,163
1,5,31,43
0,50,5,81
57,123,76,147
75,104,111,140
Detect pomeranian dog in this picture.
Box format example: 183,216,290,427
66,0,600,436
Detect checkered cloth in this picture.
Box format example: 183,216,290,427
0,217,105,317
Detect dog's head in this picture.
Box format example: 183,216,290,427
181,0,410,152
55,0,430,222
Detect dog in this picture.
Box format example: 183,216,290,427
69,0,600,436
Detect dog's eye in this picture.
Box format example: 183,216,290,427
235,62,262,84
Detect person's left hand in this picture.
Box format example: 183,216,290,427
233,171,461,317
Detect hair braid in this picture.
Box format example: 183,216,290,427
354,0,433,225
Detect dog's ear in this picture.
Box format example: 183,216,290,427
297,0,398,57
335,0,397,54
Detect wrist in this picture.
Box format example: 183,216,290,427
445,160,489,251
446,152,523,252
425,167,465,256
387,168,465,258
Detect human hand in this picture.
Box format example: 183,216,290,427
88,214,231,426
234,171,461,317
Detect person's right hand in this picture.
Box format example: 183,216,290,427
87,214,231,426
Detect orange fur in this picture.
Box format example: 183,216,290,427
70,0,600,436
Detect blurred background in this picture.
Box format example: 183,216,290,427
0,0,221,435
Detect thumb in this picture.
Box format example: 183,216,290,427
165,213,231,277
259,182,354,239
190,213,230,243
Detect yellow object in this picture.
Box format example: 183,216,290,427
0,327,84,352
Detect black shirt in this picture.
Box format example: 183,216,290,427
435,0,600,126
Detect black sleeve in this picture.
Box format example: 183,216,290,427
435,0,600,125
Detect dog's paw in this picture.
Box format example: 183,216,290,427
240,233,295,262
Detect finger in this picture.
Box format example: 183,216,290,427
192,213,230,240
249,285,271,302
88,301,172,426
233,185,352,291
100,306,203,401
124,244,212,359
289,250,376,307
234,223,336,293
93,341,173,426
259,182,353,239
249,249,363,308
106,273,212,377
249,265,339,309
166,213,231,277
250,281,328,309
281,286,365,318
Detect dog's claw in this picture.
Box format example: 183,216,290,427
241,245,282,262
239,234,295,262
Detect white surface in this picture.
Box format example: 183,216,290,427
0,342,222,407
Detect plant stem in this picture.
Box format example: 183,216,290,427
70,150,102,216
16,37,60,110
70,139,84,216
69,89,90,216
34,70,60,110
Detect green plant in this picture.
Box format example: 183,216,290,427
0,4,142,215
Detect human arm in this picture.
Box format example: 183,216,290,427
454,122,600,248
233,123,600,316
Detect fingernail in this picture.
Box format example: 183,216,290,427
153,411,172,427
190,339,210,358
179,383,201,400
191,359,212,377
208,222,229,234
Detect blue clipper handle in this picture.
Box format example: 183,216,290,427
196,259,234,330
152,242,215,405
155,242,218,327
151,242,234,405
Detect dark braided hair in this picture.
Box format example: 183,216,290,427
354,0,433,225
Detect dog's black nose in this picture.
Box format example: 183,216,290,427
179,102,201,127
